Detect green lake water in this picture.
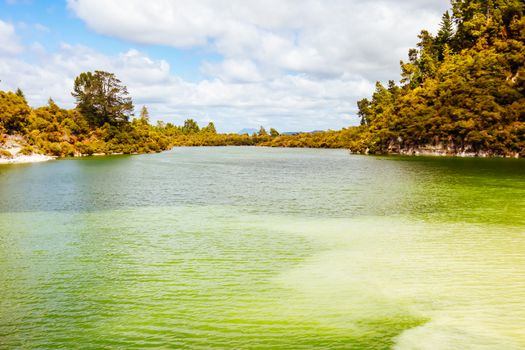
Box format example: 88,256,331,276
1,147,524,349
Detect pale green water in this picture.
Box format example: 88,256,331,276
0,147,524,349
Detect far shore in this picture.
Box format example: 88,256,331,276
1,145,522,165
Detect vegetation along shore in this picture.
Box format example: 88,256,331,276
1,0,523,162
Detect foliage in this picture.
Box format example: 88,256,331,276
201,122,217,134
0,87,282,156
19,145,34,155
2,1,523,160
353,0,525,157
182,118,200,134
258,126,268,136
72,71,134,127
15,88,26,103
140,106,150,123
0,149,13,158
0,91,32,133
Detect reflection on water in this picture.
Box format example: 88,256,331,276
1,148,524,349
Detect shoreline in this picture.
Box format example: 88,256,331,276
0,145,521,165
0,135,56,165
0,153,55,165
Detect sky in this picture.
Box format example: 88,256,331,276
0,0,450,132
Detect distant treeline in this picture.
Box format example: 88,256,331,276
0,74,278,157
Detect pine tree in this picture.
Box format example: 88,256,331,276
435,11,455,59
140,106,150,124
258,126,268,136
15,88,26,103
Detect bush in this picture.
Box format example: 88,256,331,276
0,149,13,158
18,145,34,155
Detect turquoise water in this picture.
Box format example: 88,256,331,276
1,147,524,349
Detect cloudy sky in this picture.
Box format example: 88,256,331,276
0,0,449,132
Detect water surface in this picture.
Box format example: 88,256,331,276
1,147,524,349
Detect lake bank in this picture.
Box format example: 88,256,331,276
1,144,521,165
0,153,54,164
0,135,55,164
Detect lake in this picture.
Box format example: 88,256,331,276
1,147,524,349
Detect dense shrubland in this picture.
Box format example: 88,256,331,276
0,89,278,156
349,0,525,157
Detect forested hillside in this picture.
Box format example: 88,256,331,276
350,0,525,156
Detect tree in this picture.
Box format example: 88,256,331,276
351,0,525,156
0,91,31,133
435,11,455,59
270,128,279,137
15,88,26,103
182,119,200,134
202,122,217,134
357,98,372,125
258,126,268,136
72,71,133,127
140,105,150,124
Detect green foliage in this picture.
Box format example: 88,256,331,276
15,88,26,102
258,126,268,136
435,11,455,60
72,71,134,127
0,149,13,158
140,105,150,123
182,119,200,134
0,91,31,133
202,122,217,134
18,145,34,155
353,0,525,157
0,85,283,156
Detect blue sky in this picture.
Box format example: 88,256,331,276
0,0,211,80
0,0,449,132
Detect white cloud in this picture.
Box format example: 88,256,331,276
67,0,449,81
0,41,371,131
202,59,263,83
34,23,50,32
2,1,451,131
0,20,23,55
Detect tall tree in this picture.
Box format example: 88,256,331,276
258,126,268,136
140,105,150,124
435,11,455,59
202,122,217,134
15,88,26,103
182,119,200,134
72,71,133,127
